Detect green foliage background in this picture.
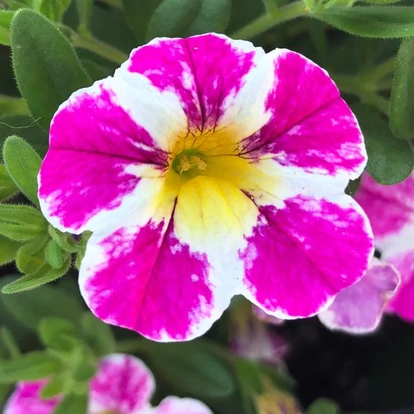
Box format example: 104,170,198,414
0,0,414,413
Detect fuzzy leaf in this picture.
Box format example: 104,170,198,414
11,9,91,130
2,135,42,206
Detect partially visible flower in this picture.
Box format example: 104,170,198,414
39,33,373,342
4,354,212,414
253,306,285,326
355,172,414,321
318,258,400,333
231,301,288,366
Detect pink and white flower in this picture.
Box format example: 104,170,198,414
4,354,212,414
38,33,373,342
318,258,400,333
355,172,414,322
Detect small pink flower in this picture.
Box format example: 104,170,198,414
355,172,414,322
38,33,373,342
318,258,400,333
4,354,212,414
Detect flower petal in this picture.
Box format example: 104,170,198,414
240,194,373,318
118,33,273,140
38,76,181,233
387,250,414,321
355,172,414,257
4,381,60,414
154,397,212,414
318,258,400,333
80,175,258,341
240,50,365,180
89,354,154,413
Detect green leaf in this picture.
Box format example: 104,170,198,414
40,372,70,399
0,326,20,358
53,393,88,414
75,0,93,31
80,313,116,356
32,0,71,22
0,235,21,266
0,95,29,118
0,351,62,383
2,135,42,206
39,317,78,352
146,0,202,40
44,239,68,269
80,58,110,81
316,7,414,38
11,9,91,130
0,204,47,242
353,104,414,184
16,235,48,274
0,116,48,157
0,10,13,46
390,38,414,140
234,358,263,394
185,0,231,35
226,0,264,34
0,164,18,202
122,0,163,42
1,280,84,329
70,345,97,382
48,226,77,253
148,342,235,400
307,398,340,414
1,258,71,293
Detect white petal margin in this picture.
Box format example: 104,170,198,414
153,396,213,414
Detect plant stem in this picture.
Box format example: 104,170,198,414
0,95,30,117
231,0,308,40
262,0,279,15
72,33,128,65
361,92,389,116
368,57,395,82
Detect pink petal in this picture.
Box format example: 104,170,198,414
121,34,273,140
240,50,365,180
318,258,400,333
153,397,212,414
39,77,175,234
89,354,154,413
240,195,373,319
79,217,224,342
355,172,414,256
387,250,414,321
4,381,60,414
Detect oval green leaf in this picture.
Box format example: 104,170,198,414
3,135,42,206
316,7,414,38
11,9,91,131
353,104,414,184
390,38,414,140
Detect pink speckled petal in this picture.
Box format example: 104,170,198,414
240,50,365,180
240,194,373,319
4,381,60,414
355,172,414,256
119,34,273,139
79,208,232,341
318,259,400,334
38,76,181,234
89,354,154,413
154,397,212,414
387,250,414,322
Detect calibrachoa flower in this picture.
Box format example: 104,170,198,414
4,354,212,414
38,33,373,341
355,172,414,321
318,258,400,333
